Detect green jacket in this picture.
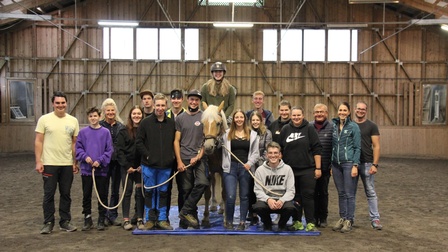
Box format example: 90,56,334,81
200,79,236,118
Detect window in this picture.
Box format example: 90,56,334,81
263,29,277,61
104,28,199,60
328,29,358,61
137,28,158,60
303,29,325,61
422,84,446,125
160,28,181,60
185,29,199,60
262,28,359,62
280,29,302,61
8,80,35,121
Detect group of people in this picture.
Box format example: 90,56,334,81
35,61,382,235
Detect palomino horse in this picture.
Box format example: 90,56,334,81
201,101,227,227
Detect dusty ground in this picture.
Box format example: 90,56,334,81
0,153,447,252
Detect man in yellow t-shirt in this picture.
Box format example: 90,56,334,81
35,91,79,234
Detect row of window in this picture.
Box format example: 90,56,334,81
103,28,358,62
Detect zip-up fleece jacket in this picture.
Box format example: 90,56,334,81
221,129,260,173
136,114,175,169
279,119,322,172
331,116,361,166
254,160,295,203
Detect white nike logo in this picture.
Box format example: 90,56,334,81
286,132,305,143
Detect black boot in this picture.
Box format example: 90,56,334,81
82,215,93,231
97,217,106,231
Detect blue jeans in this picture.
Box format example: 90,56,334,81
224,162,250,223
356,163,380,221
142,165,172,221
332,162,357,221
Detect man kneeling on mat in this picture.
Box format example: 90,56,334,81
253,142,296,231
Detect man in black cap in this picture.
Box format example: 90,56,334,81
140,90,154,117
174,90,208,229
166,88,186,225
166,89,185,120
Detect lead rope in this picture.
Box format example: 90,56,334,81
143,164,192,190
92,167,129,210
220,144,283,197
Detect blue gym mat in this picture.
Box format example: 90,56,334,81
132,205,321,236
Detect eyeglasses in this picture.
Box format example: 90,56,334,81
313,111,326,114
356,108,367,111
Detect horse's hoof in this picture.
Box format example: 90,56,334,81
201,220,211,228
210,205,218,212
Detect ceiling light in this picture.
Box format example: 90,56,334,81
349,0,399,3
327,23,368,28
209,0,257,2
0,13,52,21
441,24,448,31
98,20,139,27
213,22,254,28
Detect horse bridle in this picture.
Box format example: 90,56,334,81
202,115,224,147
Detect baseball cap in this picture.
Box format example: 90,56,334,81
140,89,154,99
170,89,183,99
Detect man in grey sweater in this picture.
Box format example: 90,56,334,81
252,142,296,231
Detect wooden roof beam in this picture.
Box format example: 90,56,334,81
400,0,448,19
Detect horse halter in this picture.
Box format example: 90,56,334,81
203,120,223,146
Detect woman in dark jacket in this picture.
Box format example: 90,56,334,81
331,102,361,233
116,105,144,230
279,107,322,232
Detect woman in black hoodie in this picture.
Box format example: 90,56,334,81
279,107,322,232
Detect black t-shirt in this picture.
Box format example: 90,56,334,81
230,138,250,163
356,119,380,163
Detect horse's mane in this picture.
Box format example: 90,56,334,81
201,105,228,130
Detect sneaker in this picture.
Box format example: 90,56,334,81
237,222,246,231
371,220,383,230
130,213,138,225
306,223,318,232
249,215,259,226
179,219,189,229
179,212,199,228
123,220,133,231
157,221,174,230
97,219,106,231
82,217,93,231
144,220,155,230
60,221,77,232
40,222,54,234
340,220,353,233
136,219,145,230
288,220,304,231
272,214,280,225
332,218,344,231
224,221,233,230
108,217,121,226
320,219,328,228
263,224,273,231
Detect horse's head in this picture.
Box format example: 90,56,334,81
201,101,227,155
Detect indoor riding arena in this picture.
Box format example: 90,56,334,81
1,1,447,251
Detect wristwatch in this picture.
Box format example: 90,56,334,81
372,164,379,168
